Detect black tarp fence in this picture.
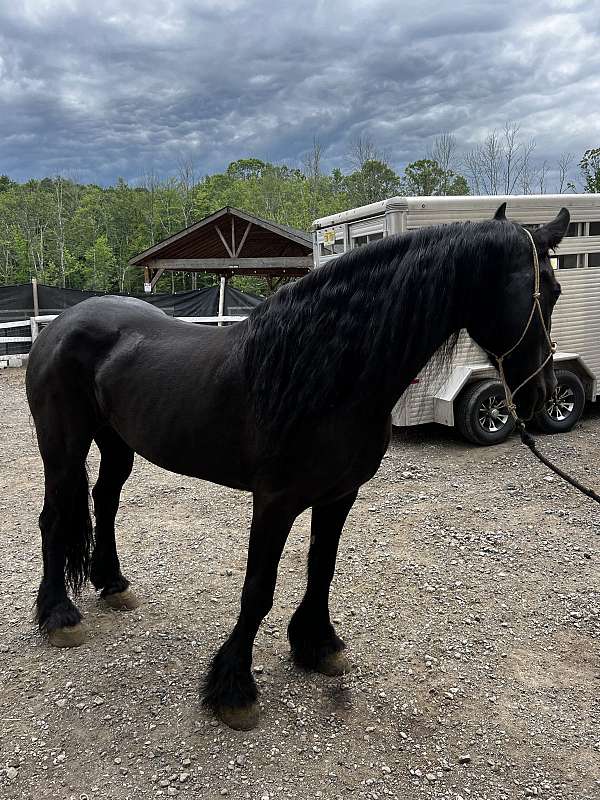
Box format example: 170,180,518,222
0,283,264,357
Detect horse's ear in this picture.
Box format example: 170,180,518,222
533,207,570,250
493,203,507,220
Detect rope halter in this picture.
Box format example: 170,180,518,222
490,227,556,424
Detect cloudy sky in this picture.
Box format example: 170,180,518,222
1,0,599,187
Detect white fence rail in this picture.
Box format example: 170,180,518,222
0,319,32,367
0,313,248,366
0,319,34,344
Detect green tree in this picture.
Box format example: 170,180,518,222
103,178,148,290
0,175,15,193
580,148,600,193
5,180,55,280
226,158,267,181
63,248,86,288
402,159,469,196
344,159,402,206
67,185,106,263
84,235,117,291
0,216,21,283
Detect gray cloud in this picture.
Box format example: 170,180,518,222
0,0,598,187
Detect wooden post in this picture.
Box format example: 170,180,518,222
218,276,226,326
32,277,39,318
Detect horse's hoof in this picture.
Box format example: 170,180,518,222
317,651,351,676
104,588,141,610
48,622,88,648
217,702,260,731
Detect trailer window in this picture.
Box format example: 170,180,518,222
589,222,600,236
352,232,384,248
564,222,580,237
588,252,600,268
320,239,344,256
556,254,578,269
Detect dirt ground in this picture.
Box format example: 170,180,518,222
1,366,599,800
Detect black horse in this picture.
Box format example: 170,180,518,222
26,204,569,730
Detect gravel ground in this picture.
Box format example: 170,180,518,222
1,366,599,800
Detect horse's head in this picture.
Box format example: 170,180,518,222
467,203,569,422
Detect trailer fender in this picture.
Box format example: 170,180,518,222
552,352,597,400
433,364,495,427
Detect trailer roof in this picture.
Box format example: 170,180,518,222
312,194,600,229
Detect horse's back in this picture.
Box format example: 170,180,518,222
31,296,182,356
28,295,231,377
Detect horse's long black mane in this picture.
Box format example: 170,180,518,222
239,219,521,439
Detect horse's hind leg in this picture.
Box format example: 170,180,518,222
36,439,94,648
288,490,357,676
90,427,139,610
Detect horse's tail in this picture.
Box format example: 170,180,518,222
63,465,95,595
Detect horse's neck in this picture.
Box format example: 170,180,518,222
239,239,473,438
358,257,464,414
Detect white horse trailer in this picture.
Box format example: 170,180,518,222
313,195,600,444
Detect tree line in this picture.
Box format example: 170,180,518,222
1,126,598,295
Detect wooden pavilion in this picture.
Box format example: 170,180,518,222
129,207,314,309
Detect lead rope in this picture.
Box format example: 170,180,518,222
517,421,600,503
493,228,600,505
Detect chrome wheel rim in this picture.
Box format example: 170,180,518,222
546,384,575,421
478,395,510,432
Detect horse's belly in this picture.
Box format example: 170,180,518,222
134,439,252,491
108,406,254,491
95,346,255,491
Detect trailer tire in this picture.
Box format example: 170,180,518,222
455,380,515,446
534,369,585,434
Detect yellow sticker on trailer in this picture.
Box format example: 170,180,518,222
323,228,336,246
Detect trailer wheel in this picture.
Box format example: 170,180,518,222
455,380,515,445
534,369,585,434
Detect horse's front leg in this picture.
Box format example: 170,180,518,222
201,493,297,730
288,490,357,676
